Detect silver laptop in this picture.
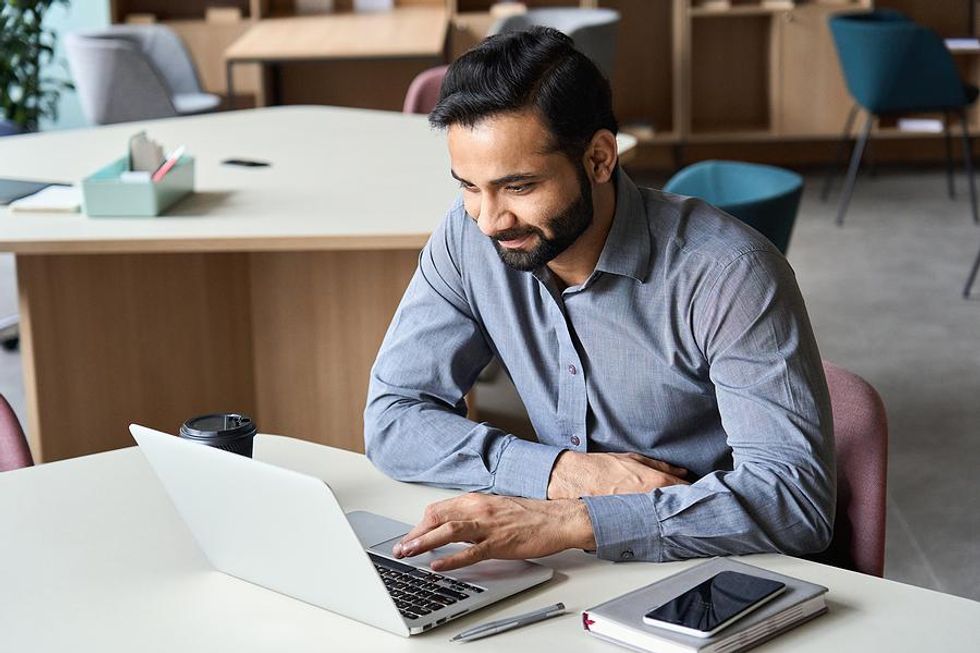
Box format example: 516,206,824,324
130,424,553,636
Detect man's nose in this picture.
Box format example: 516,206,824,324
476,196,517,237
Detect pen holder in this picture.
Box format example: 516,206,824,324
81,156,195,217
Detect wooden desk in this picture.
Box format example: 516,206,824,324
0,107,638,463
224,7,449,106
1,436,978,651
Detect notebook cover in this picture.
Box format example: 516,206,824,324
0,179,64,205
582,557,829,653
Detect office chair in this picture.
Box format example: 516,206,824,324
403,65,449,115
826,10,979,227
663,160,804,254
488,8,620,78
807,361,888,577
0,393,32,473
65,25,221,126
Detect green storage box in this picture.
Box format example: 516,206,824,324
81,155,195,217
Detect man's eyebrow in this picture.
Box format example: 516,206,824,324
450,170,542,187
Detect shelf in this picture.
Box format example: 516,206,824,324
689,4,791,18
626,130,682,145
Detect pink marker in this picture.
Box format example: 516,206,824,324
151,145,186,182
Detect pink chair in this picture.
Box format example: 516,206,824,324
0,394,33,472
811,361,888,577
402,65,449,115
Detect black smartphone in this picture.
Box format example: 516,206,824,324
222,158,270,167
642,571,786,638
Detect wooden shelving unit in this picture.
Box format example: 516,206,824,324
107,0,980,166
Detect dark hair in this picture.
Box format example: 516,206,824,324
429,27,618,163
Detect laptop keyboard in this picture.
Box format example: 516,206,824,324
369,552,485,621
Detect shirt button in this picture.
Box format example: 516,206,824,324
568,364,577,375
620,549,634,561
570,435,581,446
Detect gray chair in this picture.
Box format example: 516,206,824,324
65,25,221,126
489,8,620,78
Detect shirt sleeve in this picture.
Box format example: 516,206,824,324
364,207,565,499
582,249,836,562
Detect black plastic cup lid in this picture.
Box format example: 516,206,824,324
180,413,256,440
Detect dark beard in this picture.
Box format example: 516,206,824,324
491,168,594,272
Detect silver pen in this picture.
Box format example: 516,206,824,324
449,602,567,643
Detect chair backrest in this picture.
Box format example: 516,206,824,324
0,394,32,473
662,160,803,254
490,8,620,77
403,65,449,115
817,361,888,577
65,32,178,125
81,25,203,95
829,10,968,113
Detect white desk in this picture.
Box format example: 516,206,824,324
1,435,977,652
0,107,637,463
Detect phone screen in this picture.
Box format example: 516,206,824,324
643,571,785,636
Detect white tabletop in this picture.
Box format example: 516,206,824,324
0,106,456,254
0,107,640,255
1,435,977,652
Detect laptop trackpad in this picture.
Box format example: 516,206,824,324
346,510,413,548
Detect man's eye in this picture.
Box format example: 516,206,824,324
458,181,477,192
507,184,533,194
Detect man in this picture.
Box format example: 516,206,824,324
364,28,834,573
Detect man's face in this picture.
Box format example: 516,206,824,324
447,110,593,271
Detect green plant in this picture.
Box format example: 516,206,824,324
0,0,72,131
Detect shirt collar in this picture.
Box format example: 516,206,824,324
593,168,651,283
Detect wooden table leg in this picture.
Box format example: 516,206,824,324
17,253,257,462
249,249,418,453
16,249,420,462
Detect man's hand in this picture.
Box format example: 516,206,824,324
547,451,689,500
391,493,596,572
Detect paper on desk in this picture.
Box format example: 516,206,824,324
8,185,81,213
897,118,944,133
129,131,164,172
946,37,980,52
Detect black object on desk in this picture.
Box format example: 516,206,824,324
222,158,270,168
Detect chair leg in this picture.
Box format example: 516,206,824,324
965,243,980,298
959,109,979,224
836,114,874,227
866,135,878,179
822,104,859,201
944,111,956,199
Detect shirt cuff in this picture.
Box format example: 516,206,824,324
581,493,663,562
491,437,564,499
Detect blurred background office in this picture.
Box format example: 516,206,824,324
0,0,977,605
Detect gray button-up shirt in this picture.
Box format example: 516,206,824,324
365,170,835,562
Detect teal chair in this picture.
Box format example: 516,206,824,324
826,10,979,227
663,160,804,254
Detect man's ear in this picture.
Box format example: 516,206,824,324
583,129,618,184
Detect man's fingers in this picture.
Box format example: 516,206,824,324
430,542,488,572
396,520,478,558
659,473,690,487
395,498,469,553
626,453,687,477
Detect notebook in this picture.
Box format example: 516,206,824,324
582,558,828,653
7,185,81,213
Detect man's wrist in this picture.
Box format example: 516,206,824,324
547,450,582,500
557,498,597,550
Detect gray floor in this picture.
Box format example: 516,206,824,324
1,169,978,601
